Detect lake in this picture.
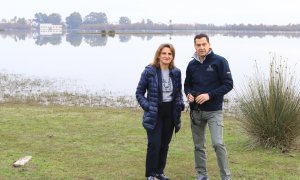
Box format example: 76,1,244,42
1,31,300,108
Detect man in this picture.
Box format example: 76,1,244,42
184,33,233,180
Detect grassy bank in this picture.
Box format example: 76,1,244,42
0,104,299,180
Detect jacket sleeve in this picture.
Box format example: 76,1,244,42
178,70,185,111
184,63,192,96
208,59,233,98
135,69,150,111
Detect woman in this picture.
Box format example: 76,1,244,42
136,43,185,180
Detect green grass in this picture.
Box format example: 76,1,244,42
0,104,299,180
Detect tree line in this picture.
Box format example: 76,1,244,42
1,11,300,32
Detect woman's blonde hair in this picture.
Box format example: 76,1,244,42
151,43,175,69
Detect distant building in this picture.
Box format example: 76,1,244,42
39,23,62,35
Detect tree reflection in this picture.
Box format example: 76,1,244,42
66,33,83,47
2,31,300,47
0,31,30,41
119,34,131,42
34,35,62,46
15,33,26,41
83,34,107,47
134,34,154,41
146,35,153,40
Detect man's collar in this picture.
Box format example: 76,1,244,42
193,49,212,63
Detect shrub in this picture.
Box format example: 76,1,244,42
236,54,300,151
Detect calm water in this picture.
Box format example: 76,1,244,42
1,32,300,99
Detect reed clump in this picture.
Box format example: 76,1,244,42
237,54,300,151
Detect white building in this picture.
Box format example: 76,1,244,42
39,23,62,35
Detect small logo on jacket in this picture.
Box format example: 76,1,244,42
206,65,214,72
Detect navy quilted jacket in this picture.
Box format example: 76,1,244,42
136,65,185,131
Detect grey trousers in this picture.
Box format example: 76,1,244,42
190,110,231,178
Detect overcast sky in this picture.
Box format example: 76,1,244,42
1,0,300,25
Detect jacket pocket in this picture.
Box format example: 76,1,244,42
141,101,150,111
217,121,224,127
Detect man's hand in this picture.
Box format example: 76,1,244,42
187,93,195,103
195,93,210,104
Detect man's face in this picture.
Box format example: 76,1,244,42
194,37,210,59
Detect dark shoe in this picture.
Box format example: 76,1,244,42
222,176,231,180
146,176,155,180
196,174,209,180
156,173,170,180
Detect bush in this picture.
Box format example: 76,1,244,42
236,54,300,151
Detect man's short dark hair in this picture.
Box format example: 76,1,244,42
194,33,209,44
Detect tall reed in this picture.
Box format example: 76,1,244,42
237,54,300,151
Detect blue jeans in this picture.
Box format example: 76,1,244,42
190,110,230,179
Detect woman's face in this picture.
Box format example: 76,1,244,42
159,47,173,66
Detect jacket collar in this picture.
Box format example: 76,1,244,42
192,49,212,63
145,65,157,75
146,65,176,76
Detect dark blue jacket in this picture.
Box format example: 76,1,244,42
136,65,185,131
184,51,233,111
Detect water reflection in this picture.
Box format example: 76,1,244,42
66,33,83,47
35,35,62,46
84,34,108,47
0,31,29,41
119,34,131,43
2,30,300,47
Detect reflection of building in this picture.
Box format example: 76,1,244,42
39,23,62,35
